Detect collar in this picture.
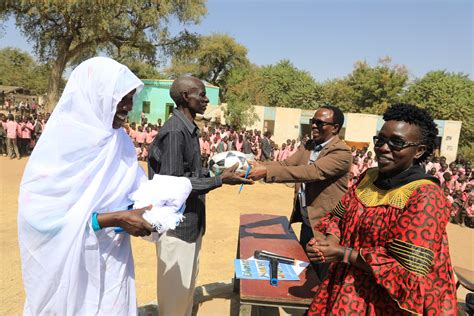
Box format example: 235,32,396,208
173,108,199,135
306,136,336,151
374,165,439,190
317,137,334,150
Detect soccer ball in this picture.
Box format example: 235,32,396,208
209,151,250,176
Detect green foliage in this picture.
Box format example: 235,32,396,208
320,78,356,112
0,47,51,94
116,55,165,80
167,33,249,98
2,0,207,109
223,60,323,127
224,64,262,128
345,57,408,114
403,70,474,149
258,60,322,109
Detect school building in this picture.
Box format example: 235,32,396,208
246,106,462,163
131,80,462,163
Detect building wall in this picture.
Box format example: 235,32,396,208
344,113,379,151
273,107,301,146
441,121,462,163
248,105,265,131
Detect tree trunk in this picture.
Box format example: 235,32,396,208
46,55,68,112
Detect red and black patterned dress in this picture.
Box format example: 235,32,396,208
308,168,457,315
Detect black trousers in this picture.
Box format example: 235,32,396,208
18,138,29,156
299,222,330,282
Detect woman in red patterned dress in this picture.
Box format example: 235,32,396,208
306,103,457,315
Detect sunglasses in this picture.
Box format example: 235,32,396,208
373,136,420,151
309,118,336,129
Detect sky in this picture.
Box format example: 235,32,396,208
1,0,472,82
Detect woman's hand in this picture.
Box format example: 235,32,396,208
97,205,154,237
116,205,154,237
306,235,345,263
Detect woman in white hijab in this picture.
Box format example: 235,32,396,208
18,57,154,315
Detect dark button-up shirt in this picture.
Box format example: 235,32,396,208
148,109,222,242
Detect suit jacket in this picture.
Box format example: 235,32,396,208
261,137,272,160
264,136,351,238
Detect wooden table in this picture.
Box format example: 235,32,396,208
234,214,321,314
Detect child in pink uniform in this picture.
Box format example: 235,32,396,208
135,126,146,148
4,113,20,159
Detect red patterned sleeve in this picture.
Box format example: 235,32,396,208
312,212,341,240
359,184,450,314
313,189,354,240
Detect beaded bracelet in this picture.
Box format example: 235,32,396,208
343,247,353,264
91,212,102,231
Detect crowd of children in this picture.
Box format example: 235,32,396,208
197,122,308,167
125,120,309,165
0,112,49,159
425,155,474,228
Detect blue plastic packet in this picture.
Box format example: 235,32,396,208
238,165,251,194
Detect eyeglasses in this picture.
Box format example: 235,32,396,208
309,118,335,129
373,136,420,151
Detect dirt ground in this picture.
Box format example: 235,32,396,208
1,158,473,315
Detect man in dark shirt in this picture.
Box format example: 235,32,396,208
261,131,273,161
148,76,252,316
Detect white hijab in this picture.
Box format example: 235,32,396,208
18,57,144,315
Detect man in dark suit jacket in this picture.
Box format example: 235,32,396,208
261,131,273,161
248,105,352,278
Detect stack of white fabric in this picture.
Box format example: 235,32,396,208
129,174,192,242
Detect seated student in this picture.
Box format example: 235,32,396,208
455,175,467,192
464,195,474,228
365,151,375,168
359,157,370,173
428,156,441,172
443,172,455,192
350,146,357,157
451,167,459,181
444,187,454,207
427,167,437,177
462,184,472,202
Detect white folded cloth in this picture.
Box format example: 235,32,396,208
129,174,192,242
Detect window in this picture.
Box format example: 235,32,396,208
165,103,175,119
142,101,151,114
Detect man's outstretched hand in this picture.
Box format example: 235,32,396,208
246,161,267,181
220,163,254,185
